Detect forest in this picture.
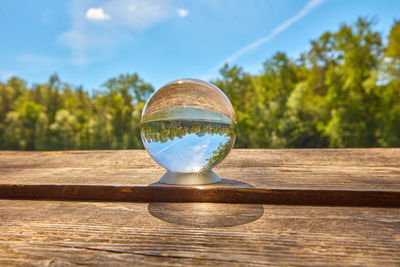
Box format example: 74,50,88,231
0,18,399,150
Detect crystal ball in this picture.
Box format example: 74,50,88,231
140,78,236,173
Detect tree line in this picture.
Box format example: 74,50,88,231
141,120,235,144
0,18,399,150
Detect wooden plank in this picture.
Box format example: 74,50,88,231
1,149,400,205
1,149,400,191
0,183,400,207
1,200,400,265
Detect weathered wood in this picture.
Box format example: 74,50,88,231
1,149,400,206
1,200,400,266
1,149,400,265
1,149,399,190
1,183,400,207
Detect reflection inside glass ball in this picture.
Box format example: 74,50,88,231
140,79,236,174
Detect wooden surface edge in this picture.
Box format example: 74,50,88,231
0,184,399,207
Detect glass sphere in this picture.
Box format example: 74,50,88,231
140,78,236,173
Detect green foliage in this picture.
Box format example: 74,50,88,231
212,65,254,148
203,139,235,170
0,18,399,150
211,18,400,148
0,73,153,150
141,120,235,144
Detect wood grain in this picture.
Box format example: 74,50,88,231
1,149,399,190
142,79,237,122
1,149,400,206
1,149,400,265
1,200,400,266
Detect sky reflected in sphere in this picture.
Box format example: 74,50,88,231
140,79,236,173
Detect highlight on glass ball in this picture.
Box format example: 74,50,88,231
140,78,237,185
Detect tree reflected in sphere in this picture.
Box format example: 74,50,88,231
140,79,236,182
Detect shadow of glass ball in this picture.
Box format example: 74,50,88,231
148,202,264,228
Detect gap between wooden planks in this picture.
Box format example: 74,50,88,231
0,183,399,207
1,149,400,206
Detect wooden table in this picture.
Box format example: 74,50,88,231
1,149,400,265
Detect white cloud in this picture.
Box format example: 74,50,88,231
104,0,170,29
184,139,210,172
208,0,326,73
86,8,111,21
59,30,89,65
177,8,189,18
59,0,171,66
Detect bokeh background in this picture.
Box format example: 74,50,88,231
0,0,399,150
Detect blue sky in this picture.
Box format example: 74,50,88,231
1,0,399,91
